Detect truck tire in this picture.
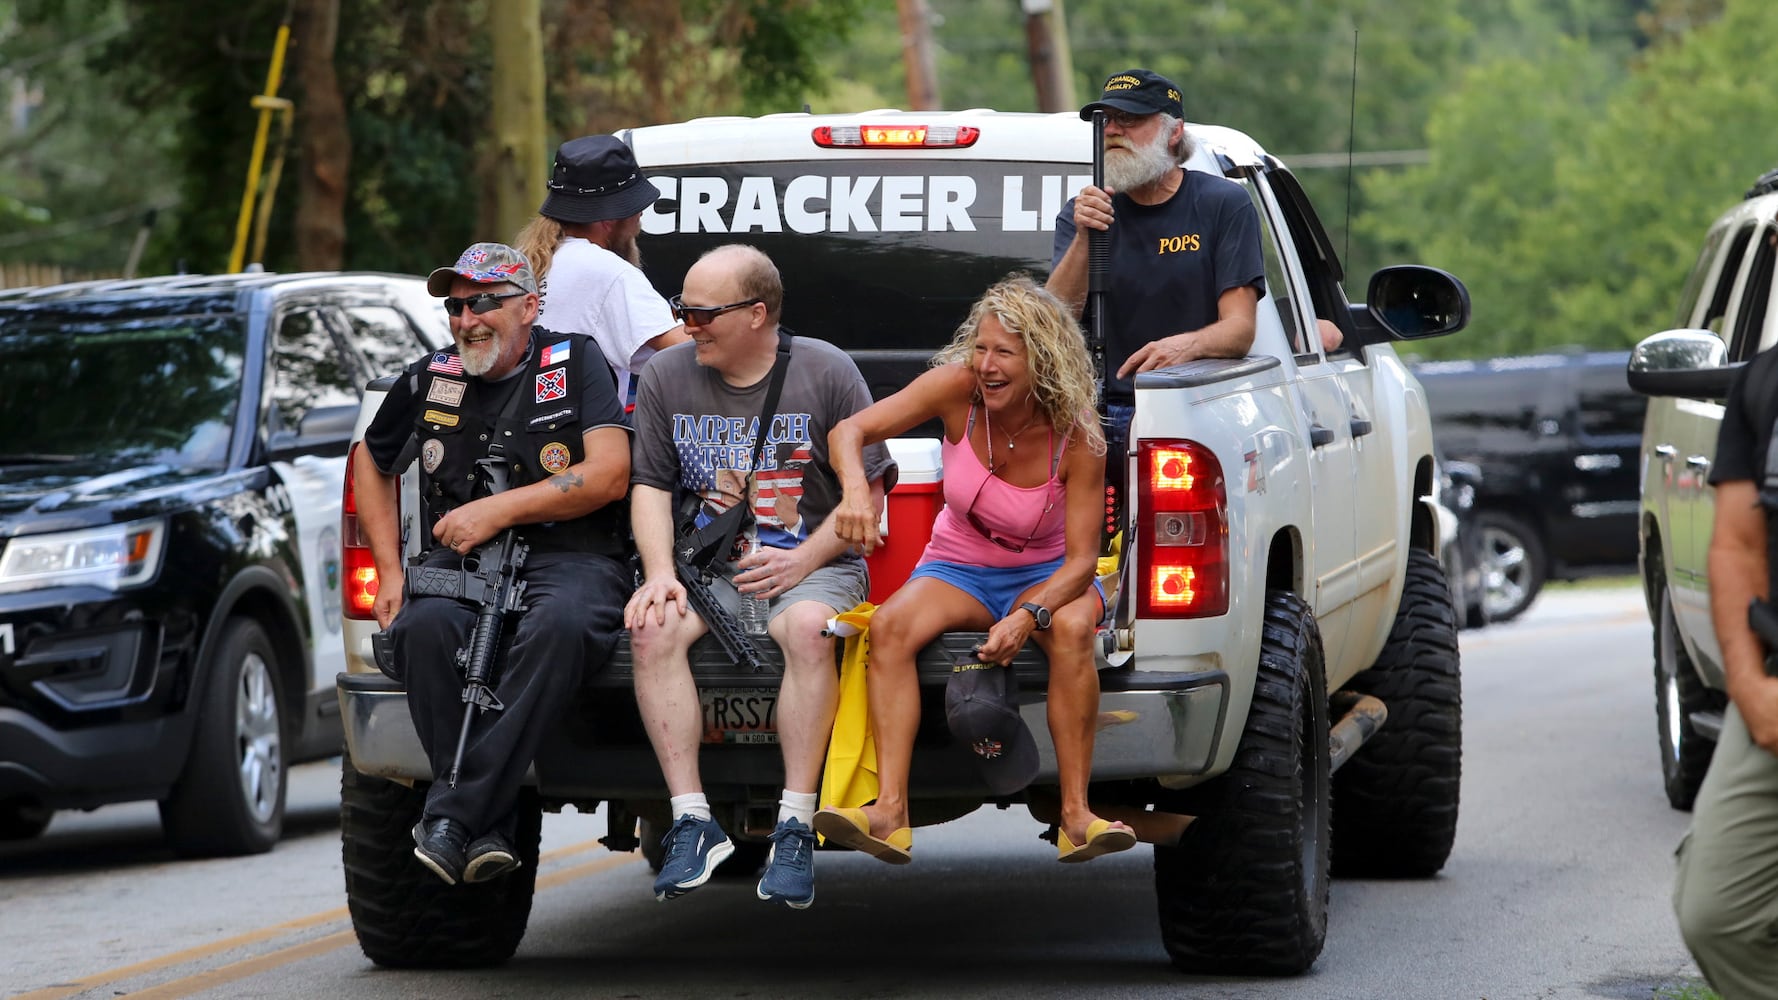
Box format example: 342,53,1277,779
1154,590,1331,975
340,755,540,968
160,618,286,856
1332,548,1462,877
1475,509,1544,623
1655,583,1720,811
638,817,770,877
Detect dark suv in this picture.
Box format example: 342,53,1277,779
1412,350,1645,621
0,272,446,854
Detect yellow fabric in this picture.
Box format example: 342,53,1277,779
819,603,879,813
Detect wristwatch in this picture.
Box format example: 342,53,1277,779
1018,602,1052,630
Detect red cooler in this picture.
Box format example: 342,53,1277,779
865,438,944,604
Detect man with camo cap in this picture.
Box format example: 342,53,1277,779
354,241,633,885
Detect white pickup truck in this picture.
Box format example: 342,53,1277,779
333,110,1470,976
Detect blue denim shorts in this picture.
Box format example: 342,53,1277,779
909,557,1107,621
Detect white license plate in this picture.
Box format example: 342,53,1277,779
700,687,779,745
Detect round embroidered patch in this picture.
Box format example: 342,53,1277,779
421,438,445,473
539,441,571,474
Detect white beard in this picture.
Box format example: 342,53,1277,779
1103,128,1178,192
457,336,499,377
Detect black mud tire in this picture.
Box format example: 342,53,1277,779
1154,590,1331,976
0,799,52,840
340,756,541,968
160,618,287,857
1475,509,1545,623
1332,548,1463,877
1655,582,1721,811
638,817,770,877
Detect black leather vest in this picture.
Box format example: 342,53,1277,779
411,328,621,555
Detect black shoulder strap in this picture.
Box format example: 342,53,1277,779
695,331,795,561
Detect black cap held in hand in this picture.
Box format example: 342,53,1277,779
944,658,1039,796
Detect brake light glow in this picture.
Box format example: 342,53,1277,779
342,443,380,621
812,125,980,149
1137,439,1228,618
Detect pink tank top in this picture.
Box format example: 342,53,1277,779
920,407,1067,569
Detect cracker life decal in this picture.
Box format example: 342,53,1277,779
422,438,445,473
427,377,466,406
423,408,459,428
539,441,572,474
536,368,568,404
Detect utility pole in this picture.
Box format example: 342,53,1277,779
1023,0,1076,113
489,0,546,242
896,0,941,110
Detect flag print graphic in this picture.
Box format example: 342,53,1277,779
428,352,464,375
536,368,567,403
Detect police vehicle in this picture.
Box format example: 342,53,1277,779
0,272,447,854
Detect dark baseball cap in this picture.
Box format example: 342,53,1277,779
539,135,660,224
1079,68,1185,121
945,656,1038,796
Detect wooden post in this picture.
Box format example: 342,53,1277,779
896,0,941,110
1023,0,1077,114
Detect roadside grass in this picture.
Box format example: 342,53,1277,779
1655,981,1721,1000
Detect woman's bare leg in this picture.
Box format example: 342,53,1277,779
1028,586,1132,846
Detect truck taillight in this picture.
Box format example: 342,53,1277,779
341,443,380,621
811,124,980,148
1136,439,1228,618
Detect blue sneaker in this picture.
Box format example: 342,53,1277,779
653,814,734,901
755,818,817,909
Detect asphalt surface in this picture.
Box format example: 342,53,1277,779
0,584,1711,999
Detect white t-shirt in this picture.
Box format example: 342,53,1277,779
534,237,677,403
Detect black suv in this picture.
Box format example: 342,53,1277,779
0,272,446,854
1412,350,1644,621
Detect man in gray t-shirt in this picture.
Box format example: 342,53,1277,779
626,244,894,910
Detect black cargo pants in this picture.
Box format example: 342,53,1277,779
388,548,628,838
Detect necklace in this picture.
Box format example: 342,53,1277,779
984,404,1041,471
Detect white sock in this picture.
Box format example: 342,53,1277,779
778,790,818,827
670,793,712,823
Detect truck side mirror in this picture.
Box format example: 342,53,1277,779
1367,265,1471,340
1626,329,1740,398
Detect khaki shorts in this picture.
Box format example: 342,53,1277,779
710,554,870,624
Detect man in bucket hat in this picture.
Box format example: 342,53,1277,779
515,134,686,405
1046,68,1269,522
355,241,634,886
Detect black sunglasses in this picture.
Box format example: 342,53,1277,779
442,291,526,317
962,466,1055,554
669,294,761,326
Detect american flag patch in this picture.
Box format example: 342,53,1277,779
539,340,571,367
428,352,463,375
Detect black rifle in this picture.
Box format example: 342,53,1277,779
404,452,530,787
1747,598,1778,678
1088,109,1121,555
670,500,766,673
673,555,766,673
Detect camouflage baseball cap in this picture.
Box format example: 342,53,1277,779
426,242,538,297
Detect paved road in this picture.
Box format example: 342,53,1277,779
0,586,1707,999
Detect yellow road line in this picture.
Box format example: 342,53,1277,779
12,842,637,1000
115,930,358,1000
